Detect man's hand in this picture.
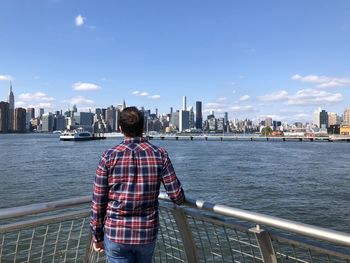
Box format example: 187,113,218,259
93,241,105,253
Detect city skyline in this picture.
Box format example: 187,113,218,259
1,1,350,122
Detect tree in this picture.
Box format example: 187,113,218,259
261,126,272,136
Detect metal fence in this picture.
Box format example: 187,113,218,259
1,194,350,262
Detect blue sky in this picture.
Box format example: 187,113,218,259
1,0,350,123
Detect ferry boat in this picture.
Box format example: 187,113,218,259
59,128,94,141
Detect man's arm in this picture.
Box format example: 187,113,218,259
90,152,109,243
161,151,185,205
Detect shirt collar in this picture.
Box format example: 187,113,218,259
123,137,147,144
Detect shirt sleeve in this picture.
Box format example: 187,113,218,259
161,151,185,205
90,151,109,242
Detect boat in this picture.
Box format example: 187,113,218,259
59,128,94,141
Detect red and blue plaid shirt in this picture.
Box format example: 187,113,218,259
90,137,185,244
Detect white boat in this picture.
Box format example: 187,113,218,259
59,128,93,141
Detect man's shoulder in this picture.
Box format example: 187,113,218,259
103,143,128,156
140,140,168,154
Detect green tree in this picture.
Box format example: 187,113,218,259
261,126,272,136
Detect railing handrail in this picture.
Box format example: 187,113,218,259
1,193,350,247
0,196,90,220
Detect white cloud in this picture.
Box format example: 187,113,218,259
239,95,250,101
230,105,256,112
132,90,160,99
64,96,94,105
292,74,350,88
286,88,343,105
18,92,55,102
72,82,101,91
75,15,85,27
217,97,228,102
259,90,289,102
148,95,160,99
16,101,53,109
0,75,13,81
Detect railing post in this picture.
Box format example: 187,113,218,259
172,206,199,263
249,225,277,263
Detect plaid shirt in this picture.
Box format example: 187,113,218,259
90,137,185,244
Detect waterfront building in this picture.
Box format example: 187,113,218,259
25,112,30,131
13,108,26,133
106,105,116,131
195,101,203,130
343,107,350,124
273,120,282,131
224,112,229,132
27,108,35,119
328,124,340,135
182,96,187,111
42,113,54,132
265,117,273,128
320,110,329,129
188,107,195,129
312,107,321,127
179,110,190,132
80,112,94,126
340,124,350,135
208,117,216,132
0,101,9,133
7,82,14,132
54,115,66,131
328,112,340,126
39,108,44,118
171,111,179,130
217,118,224,132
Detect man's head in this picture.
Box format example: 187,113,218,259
119,106,144,137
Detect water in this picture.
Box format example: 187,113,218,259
1,133,350,233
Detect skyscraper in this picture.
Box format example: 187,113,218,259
183,96,187,111
343,107,350,124
320,110,328,129
27,108,35,119
195,101,202,129
0,101,9,133
14,108,26,133
7,82,14,131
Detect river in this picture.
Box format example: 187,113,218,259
0,133,349,233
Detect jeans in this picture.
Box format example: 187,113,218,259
104,235,156,263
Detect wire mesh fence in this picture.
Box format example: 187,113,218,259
1,197,350,263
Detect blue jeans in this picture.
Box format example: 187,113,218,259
104,235,156,263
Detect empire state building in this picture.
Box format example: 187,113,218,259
7,81,14,131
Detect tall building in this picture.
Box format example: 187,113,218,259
42,113,54,132
313,107,322,127
343,107,350,124
328,112,340,126
179,110,190,132
27,108,35,119
106,105,117,131
7,82,14,131
13,108,26,133
319,110,328,129
182,96,187,111
195,101,203,130
39,108,45,118
265,117,273,127
0,101,9,133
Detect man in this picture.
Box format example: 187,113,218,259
90,106,185,263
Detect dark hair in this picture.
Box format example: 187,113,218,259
120,106,144,137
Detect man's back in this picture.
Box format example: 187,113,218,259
90,106,185,262
91,137,184,244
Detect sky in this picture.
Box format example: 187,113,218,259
1,0,350,123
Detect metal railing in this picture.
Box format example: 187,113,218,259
1,194,350,262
